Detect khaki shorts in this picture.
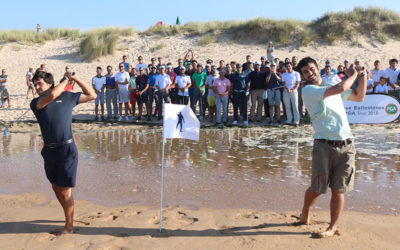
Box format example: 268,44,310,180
0,86,9,98
208,95,216,106
311,139,355,194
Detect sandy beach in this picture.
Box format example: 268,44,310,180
1,35,400,249
0,193,399,250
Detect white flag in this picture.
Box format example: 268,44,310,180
163,103,200,141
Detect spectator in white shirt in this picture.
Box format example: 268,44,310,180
370,60,385,87
115,63,130,121
281,62,301,126
135,55,148,75
322,65,341,84
155,65,171,120
375,76,388,94
384,58,400,90
175,67,191,105
92,66,106,121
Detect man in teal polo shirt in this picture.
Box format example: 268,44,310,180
295,57,367,238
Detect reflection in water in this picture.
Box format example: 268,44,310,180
1,127,400,214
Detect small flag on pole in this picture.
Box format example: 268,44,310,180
158,103,200,232
163,103,200,141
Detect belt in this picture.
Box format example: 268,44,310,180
45,139,74,148
316,138,352,147
233,89,245,92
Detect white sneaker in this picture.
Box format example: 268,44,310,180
232,120,238,125
118,116,122,122
125,116,129,121
243,121,249,125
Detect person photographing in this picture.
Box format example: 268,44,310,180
30,70,96,234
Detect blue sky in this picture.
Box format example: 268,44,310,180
2,0,400,31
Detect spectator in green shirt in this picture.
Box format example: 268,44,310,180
190,65,207,120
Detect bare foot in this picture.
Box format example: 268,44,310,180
291,213,310,226
50,228,74,236
312,229,340,238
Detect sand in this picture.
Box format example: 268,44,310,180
0,193,399,250
1,35,400,249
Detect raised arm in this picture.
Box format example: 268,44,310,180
347,67,367,102
323,67,358,99
36,78,69,110
73,75,97,104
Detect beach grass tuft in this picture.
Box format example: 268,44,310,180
78,27,134,61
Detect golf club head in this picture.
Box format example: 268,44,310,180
3,127,7,136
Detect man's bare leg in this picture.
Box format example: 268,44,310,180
52,184,74,233
318,189,344,236
300,187,320,224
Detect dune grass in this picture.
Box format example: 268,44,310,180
310,6,400,44
78,27,134,61
0,28,81,44
144,6,400,47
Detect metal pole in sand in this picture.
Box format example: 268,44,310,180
159,103,167,232
159,137,166,232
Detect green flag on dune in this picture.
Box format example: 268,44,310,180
176,16,181,25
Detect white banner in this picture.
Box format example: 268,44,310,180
343,94,400,124
163,103,200,141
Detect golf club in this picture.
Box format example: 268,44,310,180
3,109,30,136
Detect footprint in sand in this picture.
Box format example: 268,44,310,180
176,211,199,225
235,212,260,220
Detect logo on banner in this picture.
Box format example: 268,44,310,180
386,103,398,115
343,94,400,124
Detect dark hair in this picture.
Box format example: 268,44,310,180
284,61,293,66
107,65,112,70
390,58,398,64
374,60,380,64
32,71,55,89
97,66,102,71
297,57,319,76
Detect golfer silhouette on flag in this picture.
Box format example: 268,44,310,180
176,112,184,132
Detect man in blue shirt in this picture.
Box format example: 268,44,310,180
294,57,367,238
147,66,158,121
230,64,249,125
104,65,118,120
30,70,96,234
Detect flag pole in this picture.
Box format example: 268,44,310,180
159,104,166,232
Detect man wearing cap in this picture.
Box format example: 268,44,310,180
295,56,367,238
266,63,283,125
248,61,266,122
26,66,36,99
343,59,350,70
321,60,337,76
281,62,301,126
155,65,171,120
